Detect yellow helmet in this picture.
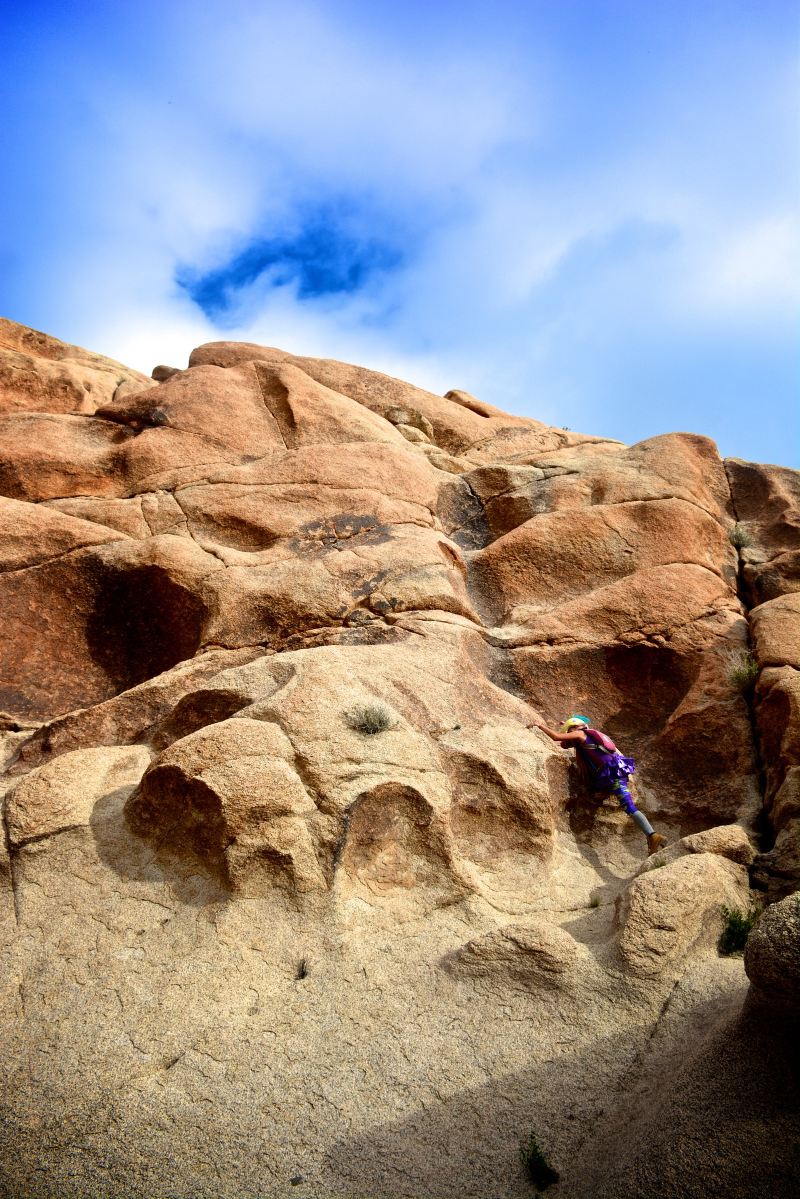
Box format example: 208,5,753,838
560,714,589,733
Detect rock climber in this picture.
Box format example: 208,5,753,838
530,714,666,856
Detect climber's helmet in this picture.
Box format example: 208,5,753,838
560,715,590,733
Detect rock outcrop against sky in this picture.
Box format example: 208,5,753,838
1,317,798,1199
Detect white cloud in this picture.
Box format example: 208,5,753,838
704,214,800,314
174,1,540,186
4,0,798,462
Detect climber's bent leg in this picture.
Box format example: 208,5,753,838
631,809,655,837
611,779,654,837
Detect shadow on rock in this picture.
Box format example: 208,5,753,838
324,993,800,1199
566,990,800,1199
89,785,229,907
323,1034,627,1199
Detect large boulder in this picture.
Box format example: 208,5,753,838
445,920,594,990
615,853,751,980
744,892,800,1010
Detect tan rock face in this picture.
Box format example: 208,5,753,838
5,746,151,847
1,319,799,1198
725,458,800,605
0,318,794,891
0,318,790,882
123,638,562,907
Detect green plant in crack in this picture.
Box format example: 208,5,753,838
519,1133,560,1191
346,702,393,735
728,652,759,692
719,904,760,955
728,523,752,549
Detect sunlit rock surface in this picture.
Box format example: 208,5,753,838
1,319,798,1198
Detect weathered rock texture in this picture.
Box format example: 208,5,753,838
744,891,800,1010
0,319,798,1198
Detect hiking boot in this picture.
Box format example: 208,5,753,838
647,832,667,856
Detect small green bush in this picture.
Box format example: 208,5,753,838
346,703,393,735
728,523,752,549
719,904,760,955
728,652,759,692
519,1133,560,1191
589,896,600,909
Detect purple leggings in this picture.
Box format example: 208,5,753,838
610,778,637,816
610,780,654,836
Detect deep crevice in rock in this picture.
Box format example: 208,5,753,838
724,460,771,873
0,801,21,926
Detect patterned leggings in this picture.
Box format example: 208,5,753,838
609,779,654,836
610,778,637,816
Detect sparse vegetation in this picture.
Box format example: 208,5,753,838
589,896,600,908
728,651,759,692
719,904,760,955
728,523,752,549
519,1133,560,1191
346,702,393,735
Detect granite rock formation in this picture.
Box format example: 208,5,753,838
0,320,798,1199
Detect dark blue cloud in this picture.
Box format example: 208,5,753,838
176,207,404,320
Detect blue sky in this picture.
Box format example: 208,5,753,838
2,0,798,464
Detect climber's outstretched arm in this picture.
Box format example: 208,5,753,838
528,721,586,745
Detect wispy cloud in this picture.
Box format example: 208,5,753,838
1,0,797,463
176,200,406,323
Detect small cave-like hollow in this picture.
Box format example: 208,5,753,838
87,563,207,693
602,643,697,743
125,765,231,885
